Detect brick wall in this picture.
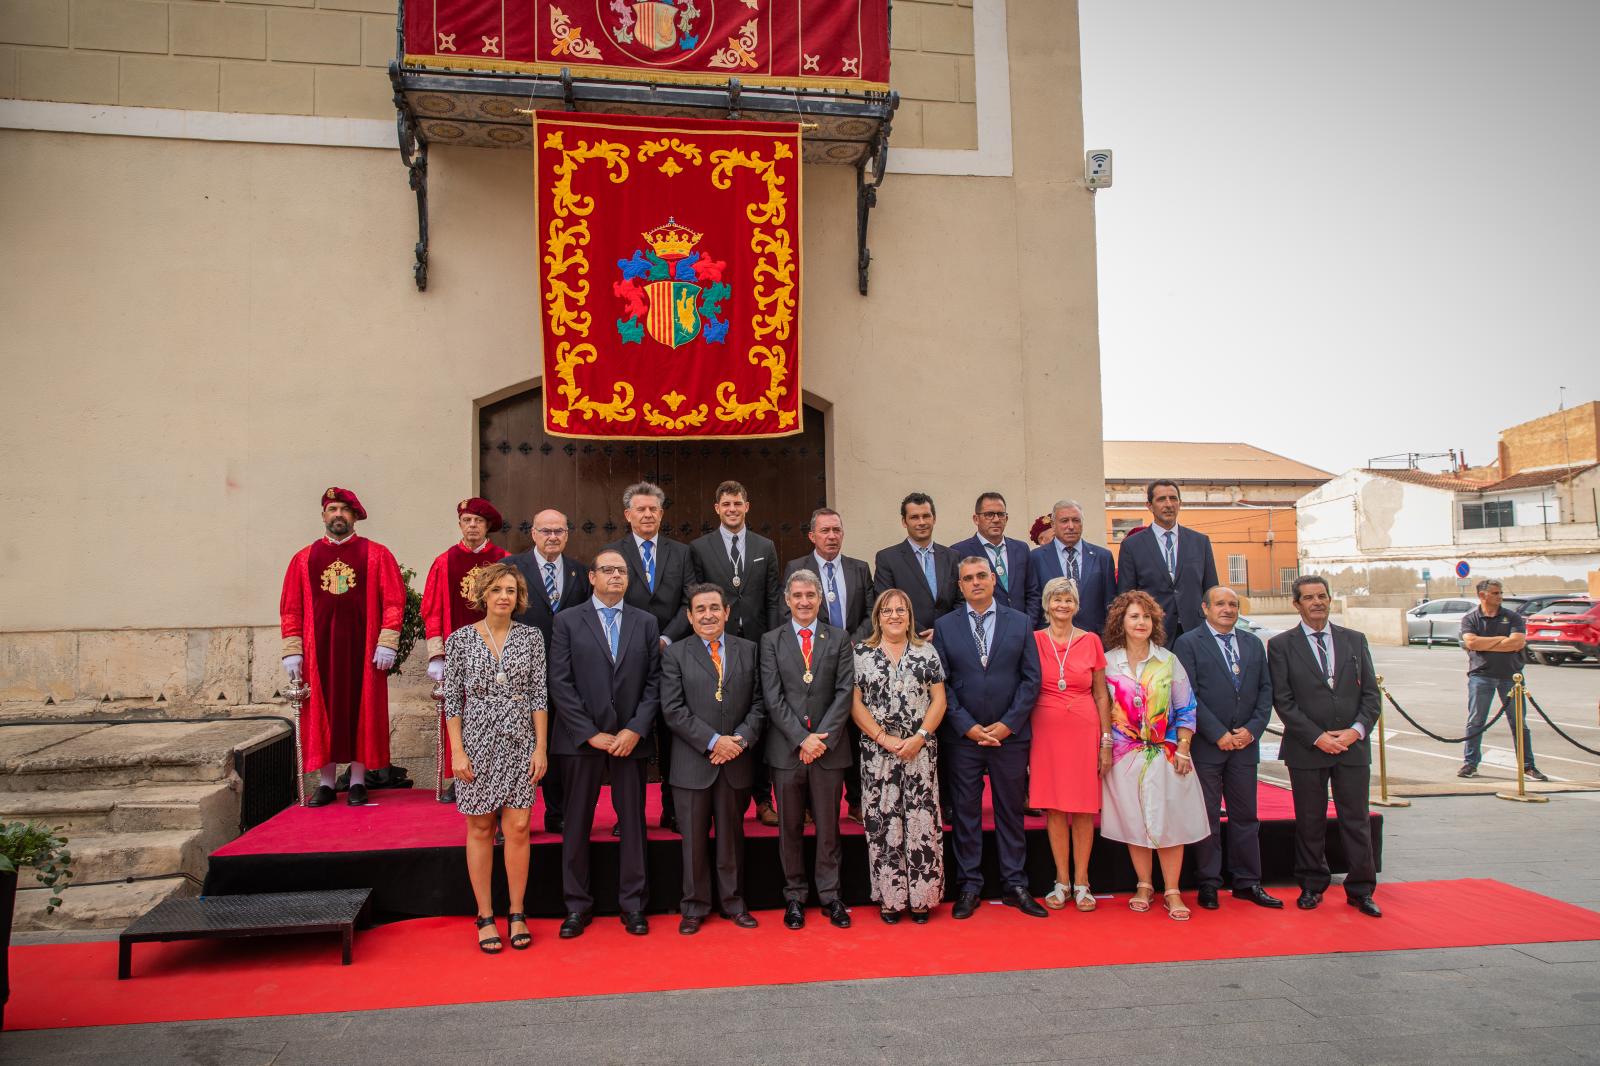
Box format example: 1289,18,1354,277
1497,401,1600,476
1,0,981,148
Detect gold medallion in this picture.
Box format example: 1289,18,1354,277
803,670,814,684
319,559,357,595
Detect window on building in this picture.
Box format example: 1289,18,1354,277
1461,500,1514,529
1228,555,1247,585
1110,519,1142,543
1279,568,1299,595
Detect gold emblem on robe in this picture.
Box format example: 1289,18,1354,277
320,559,358,595
459,565,486,603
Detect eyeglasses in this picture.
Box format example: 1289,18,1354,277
880,607,909,617
533,527,567,536
978,511,1008,519
593,565,627,575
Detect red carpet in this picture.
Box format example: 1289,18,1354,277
214,782,1307,857
7,879,1598,1031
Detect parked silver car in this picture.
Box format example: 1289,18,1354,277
1406,598,1475,644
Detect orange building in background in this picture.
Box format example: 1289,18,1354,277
1103,442,1333,598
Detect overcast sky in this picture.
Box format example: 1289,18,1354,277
1079,0,1600,476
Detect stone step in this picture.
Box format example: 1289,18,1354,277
52,827,209,884
0,720,285,791
13,875,197,932
0,782,236,833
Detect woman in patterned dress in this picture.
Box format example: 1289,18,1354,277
444,562,550,953
1098,590,1208,921
850,588,947,924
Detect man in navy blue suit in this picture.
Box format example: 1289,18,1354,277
934,556,1045,919
1025,499,1115,634
1116,480,1218,645
1173,586,1282,912
951,491,1032,614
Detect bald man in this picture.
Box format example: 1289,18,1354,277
507,509,592,832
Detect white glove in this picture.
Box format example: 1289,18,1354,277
282,655,303,679
427,657,446,682
373,646,398,671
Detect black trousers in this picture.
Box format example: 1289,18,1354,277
539,754,564,824
841,721,864,809
773,763,845,903
1288,762,1377,898
1194,752,1262,890
560,755,648,914
655,712,675,817
674,774,750,917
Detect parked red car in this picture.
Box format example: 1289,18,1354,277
1524,598,1600,666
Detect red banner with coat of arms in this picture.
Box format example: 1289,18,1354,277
404,1,889,91
535,111,802,439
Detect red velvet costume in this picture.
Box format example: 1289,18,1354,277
422,540,509,775
280,535,406,771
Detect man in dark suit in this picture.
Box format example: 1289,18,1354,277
1173,586,1281,911
951,491,1032,614
690,479,782,825
660,583,766,933
1116,480,1218,645
605,481,694,829
507,508,593,832
781,506,875,822
546,549,660,939
874,492,960,640
1025,499,1116,634
933,556,1045,919
760,569,855,930
1267,575,1383,918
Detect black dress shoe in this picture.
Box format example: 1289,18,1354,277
784,901,805,929
951,891,980,920
722,910,759,929
559,912,592,939
659,809,679,832
1233,885,1284,909
909,909,930,925
678,915,702,935
823,900,851,929
1197,886,1220,910
307,785,336,807
1297,889,1323,910
878,907,901,925
1347,895,1383,918
621,911,649,936
346,783,369,806
438,782,456,803
1002,886,1048,918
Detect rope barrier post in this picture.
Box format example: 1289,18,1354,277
282,674,310,807
433,677,449,802
1371,674,1410,808
1497,673,1549,804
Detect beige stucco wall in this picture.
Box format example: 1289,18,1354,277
0,0,1100,644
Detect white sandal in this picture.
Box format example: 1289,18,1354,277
1129,881,1154,912
1044,881,1069,910
1073,884,1096,912
1163,889,1191,921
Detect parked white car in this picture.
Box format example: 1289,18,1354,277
1406,598,1475,644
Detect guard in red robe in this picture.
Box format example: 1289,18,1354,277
422,497,509,800
280,486,406,807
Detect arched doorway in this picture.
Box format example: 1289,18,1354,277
479,386,829,566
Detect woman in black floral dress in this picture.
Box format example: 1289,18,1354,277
851,588,948,924
444,562,549,953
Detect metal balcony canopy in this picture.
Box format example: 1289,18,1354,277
389,0,898,294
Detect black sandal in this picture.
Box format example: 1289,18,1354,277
508,912,532,950
475,914,502,954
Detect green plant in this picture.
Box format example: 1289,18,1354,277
0,822,74,913
390,565,425,675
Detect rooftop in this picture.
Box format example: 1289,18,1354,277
1361,462,1600,494
1103,441,1334,484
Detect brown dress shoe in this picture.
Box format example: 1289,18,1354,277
756,802,779,827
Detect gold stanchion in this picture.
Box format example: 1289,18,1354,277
1496,672,1549,804
282,674,310,807
1372,674,1410,808
433,678,450,802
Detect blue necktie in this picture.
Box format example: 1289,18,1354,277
920,548,937,597
1066,545,1080,583
641,539,656,591
825,561,844,628
601,606,620,661
543,562,558,609
1220,632,1240,691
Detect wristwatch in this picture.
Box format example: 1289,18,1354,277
916,727,933,741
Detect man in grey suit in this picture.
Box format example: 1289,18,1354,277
1173,586,1281,911
690,479,782,826
1116,480,1218,645
760,569,855,930
660,583,766,933
1267,575,1383,918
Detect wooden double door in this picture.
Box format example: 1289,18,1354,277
480,386,828,567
